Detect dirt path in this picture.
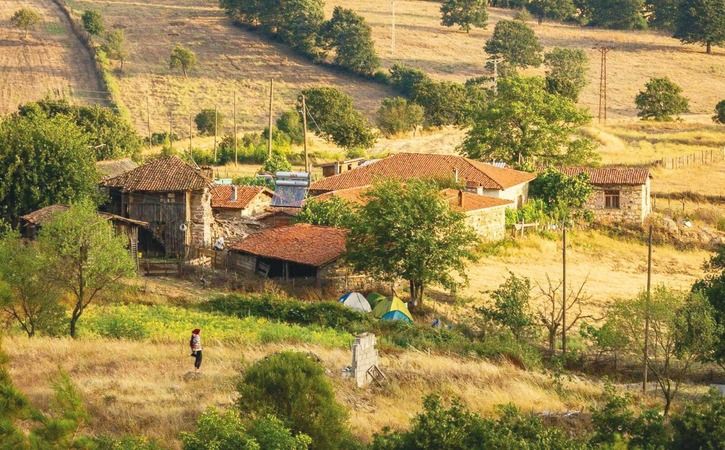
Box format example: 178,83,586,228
0,0,105,115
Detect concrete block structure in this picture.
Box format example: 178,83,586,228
351,333,379,388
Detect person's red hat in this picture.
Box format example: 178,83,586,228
192,329,201,334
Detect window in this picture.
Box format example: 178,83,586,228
604,190,620,209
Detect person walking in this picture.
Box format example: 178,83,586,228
190,328,202,371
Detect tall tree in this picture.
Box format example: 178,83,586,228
544,48,588,101
296,197,357,228
376,97,425,136
479,272,534,340
674,0,725,54
692,244,725,366
274,0,324,55
715,100,725,124
485,20,543,71
635,77,689,121
440,0,489,32
530,168,593,223
347,179,479,306
81,10,104,36
320,7,380,75
169,44,197,77
101,29,128,71
0,112,98,224
645,0,680,30
460,76,596,167
10,8,41,39
587,0,647,29
300,87,376,149
39,201,135,338
527,0,576,24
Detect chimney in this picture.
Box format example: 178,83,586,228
199,165,213,181
231,185,238,202
453,168,459,183
458,189,464,208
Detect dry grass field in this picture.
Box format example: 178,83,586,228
329,1,725,121
6,336,601,448
0,0,105,115
65,0,390,138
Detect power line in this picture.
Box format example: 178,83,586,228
594,46,612,123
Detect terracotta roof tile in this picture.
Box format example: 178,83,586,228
439,189,512,211
559,167,651,186
211,185,272,209
96,158,139,181
20,205,148,227
229,224,347,267
101,156,213,192
310,153,536,192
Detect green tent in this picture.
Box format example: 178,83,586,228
372,296,414,323
367,292,387,309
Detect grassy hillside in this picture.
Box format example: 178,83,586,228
64,0,391,138
0,0,106,115
329,1,725,121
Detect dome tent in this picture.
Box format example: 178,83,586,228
338,292,372,313
372,296,413,323
366,292,387,308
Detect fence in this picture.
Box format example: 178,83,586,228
652,148,724,170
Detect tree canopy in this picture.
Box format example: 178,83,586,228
460,76,596,167
440,0,489,32
674,0,725,54
10,8,41,39
81,10,104,36
320,7,380,75
295,196,357,229
169,44,197,77
527,0,576,23
485,20,543,71
635,77,689,120
376,97,425,136
101,29,128,71
715,100,725,124
587,0,647,29
300,87,376,149
544,48,588,101
530,168,593,223
347,179,479,306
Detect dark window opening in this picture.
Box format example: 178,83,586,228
605,190,620,209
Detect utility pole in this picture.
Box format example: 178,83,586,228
146,95,152,149
233,91,238,166
595,46,611,123
168,110,173,151
391,0,396,57
643,224,653,395
301,94,309,174
493,58,499,96
562,224,567,355
214,105,218,163
188,113,193,157
268,79,274,157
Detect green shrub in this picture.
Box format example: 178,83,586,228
376,97,424,136
81,10,104,36
94,435,164,450
262,152,292,174
670,388,725,449
237,352,351,450
277,109,305,145
194,109,224,136
635,77,689,121
87,312,149,340
713,99,725,124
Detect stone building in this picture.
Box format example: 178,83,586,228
315,157,366,178
210,185,273,219
101,156,215,257
309,152,536,208
560,167,652,224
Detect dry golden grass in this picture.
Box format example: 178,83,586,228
65,0,391,138
0,0,105,115
329,1,725,121
6,336,601,448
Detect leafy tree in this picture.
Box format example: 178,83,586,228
692,244,725,365
10,8,41,39
237,351,350,450
587,0,647,29
376,97,425,136
530,168,593,223
645,0,680,30
0,112,98,223
102,29,128,71
674,0,725,54
261,152,292,174
194,109,224,136
347,179,479,306
484,20,543,71
181,408,310,450
169,44,197,77
714,100,725,124
18,98,141,160
671,389,725,449
277,109,304,145
0,232,65,337
0,343,29,448
81,10,104,36
389,64,431,98
320,7,380,75
296,197,357,228
273,0,325,55
527,0,576,23
580,319,629,369
460,76,596,167
479,272,534,340
440,0,489,32
544,48,588,101
635,77,689,121
300,88,376,149
413,81,471,127
39,201,136,338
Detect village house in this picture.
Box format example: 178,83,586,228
101,156,215,257
315,157,366,178
309,152,536,208
560,166,652,224
227,223,350,288
210,185,273,218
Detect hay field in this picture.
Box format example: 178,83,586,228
0,0,105,115
65,0,390,138
328,1,725,121
6,336,600,448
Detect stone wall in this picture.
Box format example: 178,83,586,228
587,183,649,223
479,181,529,209
351,333,379,387
465,205,507,242
191,188,214,247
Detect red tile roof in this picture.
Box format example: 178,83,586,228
96,158,138,181
559,167,651,186
229,224,347,267
310,153,536,192
314,186,369,205
211,185,272,209
439,189,512,212
20,205,148,227
101,156,213,192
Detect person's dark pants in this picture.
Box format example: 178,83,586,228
194,350,202,369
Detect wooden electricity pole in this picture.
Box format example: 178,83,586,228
562,224,567,355
146,95,152,149
643,224,653,395
233,91,238,166
168,110,173,151
268,79,274,157
188,113,193,157
301,94,309,174
391,0,396,57
595,46,611,123
214,105,218,163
